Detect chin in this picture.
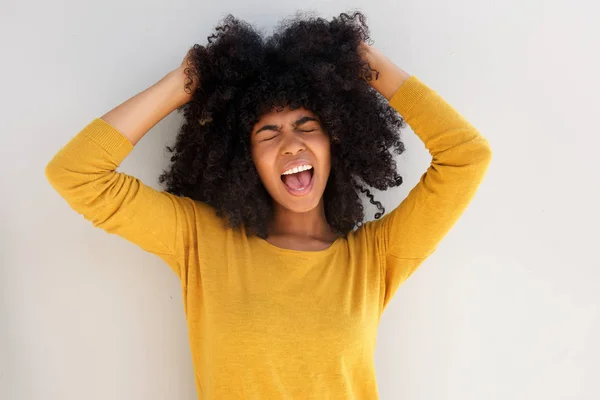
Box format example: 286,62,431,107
278,195,322,214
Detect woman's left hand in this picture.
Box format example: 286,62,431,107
357,41,376,81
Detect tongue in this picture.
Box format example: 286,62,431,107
282,170,312,190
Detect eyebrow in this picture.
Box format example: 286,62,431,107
254,116,320,135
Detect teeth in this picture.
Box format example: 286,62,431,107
282,165,313,175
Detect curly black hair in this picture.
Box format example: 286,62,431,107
159,10,405,239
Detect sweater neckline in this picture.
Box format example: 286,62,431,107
252,234,345,256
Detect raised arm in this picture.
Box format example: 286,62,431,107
359,43,493,310
99,50,199,145
45,50,209,280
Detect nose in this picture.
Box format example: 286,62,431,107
280,130,306,156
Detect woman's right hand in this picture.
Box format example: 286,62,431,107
178,47,201,96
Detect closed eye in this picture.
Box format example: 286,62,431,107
261,134,278,142
261,129,316,142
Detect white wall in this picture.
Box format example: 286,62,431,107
2,1,599,399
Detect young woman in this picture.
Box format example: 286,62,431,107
46,12,492,400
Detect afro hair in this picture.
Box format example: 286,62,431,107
159,10,405,238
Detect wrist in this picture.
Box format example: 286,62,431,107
162,68,194,107
361,45,411,101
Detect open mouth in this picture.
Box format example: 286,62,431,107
280,166,315,196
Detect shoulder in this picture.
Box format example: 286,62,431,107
168,194,232,235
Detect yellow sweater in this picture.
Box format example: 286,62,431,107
46,76,492,399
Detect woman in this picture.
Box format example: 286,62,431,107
46,12,491,400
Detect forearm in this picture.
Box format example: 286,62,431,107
389,76,489,159
100,67,192,145
375,77,492,263
45,116,191,274
360,42,411,101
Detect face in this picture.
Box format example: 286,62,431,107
250,105,331,214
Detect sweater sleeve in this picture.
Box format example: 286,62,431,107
368,76,492,312
45,117,218,280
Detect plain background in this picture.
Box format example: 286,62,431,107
1,0,599,399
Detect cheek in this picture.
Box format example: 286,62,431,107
315,137,332,171
251,147,276,183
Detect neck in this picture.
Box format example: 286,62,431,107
268,198,338,241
